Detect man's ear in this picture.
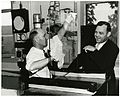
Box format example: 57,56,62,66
107,32,111,37
34,35,39,44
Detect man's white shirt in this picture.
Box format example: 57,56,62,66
95,41,107,50
44,35,65,69
26,47,51,78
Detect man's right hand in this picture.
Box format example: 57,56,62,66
83,45,96,53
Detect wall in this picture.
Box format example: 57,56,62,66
12,1,75,30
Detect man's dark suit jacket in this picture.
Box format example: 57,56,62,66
88,39,119,72
68,39,119,73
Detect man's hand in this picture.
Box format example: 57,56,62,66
83,45,96,53
58,13,76,40
70,13,77,22
65,14,74,24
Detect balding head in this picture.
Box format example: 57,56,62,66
29,28,47,49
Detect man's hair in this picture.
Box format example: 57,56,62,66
29,30,38,46
46,24,62,38
96,21,111,32
50,24,61,34
24,31,38,53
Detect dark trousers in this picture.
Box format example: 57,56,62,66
68,51,102,73
68,51,116,95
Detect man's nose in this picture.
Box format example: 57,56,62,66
95,32,99,37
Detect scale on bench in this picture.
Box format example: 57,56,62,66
18,63,106,96
22,71,106,96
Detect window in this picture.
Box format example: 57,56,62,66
1,1,15,56
86,1,119,45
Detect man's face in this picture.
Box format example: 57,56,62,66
40,33,47,47
36,29,47,47
94,25,109,43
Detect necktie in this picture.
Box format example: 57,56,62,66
43,50,51,58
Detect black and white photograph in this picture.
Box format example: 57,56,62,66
1,0,119,96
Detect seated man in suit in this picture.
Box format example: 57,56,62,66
67,21,119,95
68,21,119,73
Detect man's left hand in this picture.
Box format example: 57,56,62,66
65,14,74,24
